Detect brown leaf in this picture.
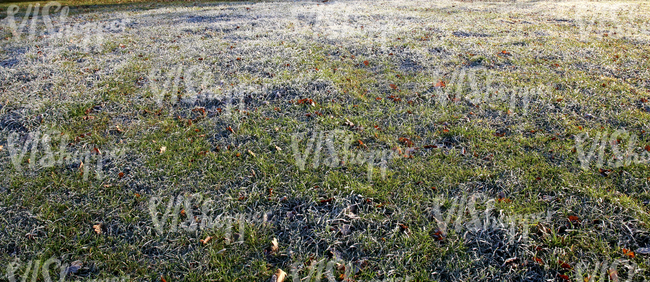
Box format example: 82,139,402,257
608,269,619,281
93,224,102,234
558,260,572,269
434,81,446,88
118,172,124,178
568,215,581,223
363,60,369,66
200,236,212,245
270,238,279,254
389,84,398,90
270,269,287,282
320,198,334,204
160,276,167,282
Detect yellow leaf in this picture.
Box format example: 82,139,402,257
93,224,102,234
160,146,167,154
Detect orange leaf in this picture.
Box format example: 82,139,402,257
389,84,398,90
533,257,544,264
568,216,581,223
363,60,369,66
434,81,446,88
161,276,167,282
200,236,212,245
623,248,635,258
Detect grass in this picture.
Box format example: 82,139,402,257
1,0,650,281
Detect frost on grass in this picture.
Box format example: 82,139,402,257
1,0,650,281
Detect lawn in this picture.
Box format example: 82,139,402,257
1,0,650,281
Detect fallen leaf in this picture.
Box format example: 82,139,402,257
270,269,287,282
320,198,334,204
160,276,167,282
0,145,3,152
568,215,581,223
622,248,635,258
118,172,124,178
274,145,282,151
160,146,167,154
558,260,572,269
247,150,256,157
608,269,619,281
93,224,102,234
389,84,398,90
200,236,212,245
270,238,279,254
533,257,544,264
363,60,369,66
434,81,446,88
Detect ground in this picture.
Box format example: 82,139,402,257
1,0,650,281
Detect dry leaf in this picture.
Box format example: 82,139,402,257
622,248,635,258
200,236,212,245
558,260,572,270
247,150,256,157
270,238,279,254
270,269,287,282
160,276,167,282
93,224,102,234
118,172,124,178
274,145,282,151
160,146,167,154
608,269,619,281
0,145,4,152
